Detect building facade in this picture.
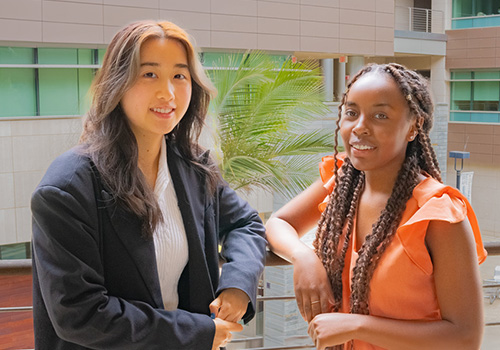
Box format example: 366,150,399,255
1,0,458,248
447,0,500,241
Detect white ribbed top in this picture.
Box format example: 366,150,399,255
153,138,189,311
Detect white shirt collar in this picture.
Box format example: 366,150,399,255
154,137,170,196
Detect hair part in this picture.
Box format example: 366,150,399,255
79,20,219,238
313,63,441,349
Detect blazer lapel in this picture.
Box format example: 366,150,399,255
167,143,215,314
100,189,164,309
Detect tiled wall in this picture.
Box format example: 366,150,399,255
0,0,396,56
446,26,500,69
447,123,500,239
0,118,81,245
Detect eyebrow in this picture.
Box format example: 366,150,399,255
345,101,394,109
140,62,189,69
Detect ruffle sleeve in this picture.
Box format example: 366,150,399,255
397,177,487,274
318,153,346,212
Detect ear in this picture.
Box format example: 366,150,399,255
407,116,422,142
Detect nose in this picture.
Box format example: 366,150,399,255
157,80,174,101
352,115,369,135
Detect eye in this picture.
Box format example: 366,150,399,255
174,73,187,80
374,113,387,119
344,110,357,118
143,72,157,78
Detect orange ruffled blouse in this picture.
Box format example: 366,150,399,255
318,155,487,350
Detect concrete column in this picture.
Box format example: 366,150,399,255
430,55,449,183
346,56,365,82
321,59,334,102
336,60,346,100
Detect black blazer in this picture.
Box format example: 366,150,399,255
31,139,266,350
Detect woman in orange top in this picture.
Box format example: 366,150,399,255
266,63,486,350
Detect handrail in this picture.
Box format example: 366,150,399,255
0,259,32,275
2,241,500,274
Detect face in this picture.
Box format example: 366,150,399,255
121,37,192,143
340,72,417,177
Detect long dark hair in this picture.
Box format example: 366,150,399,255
313,63,441,349
79,20,219,237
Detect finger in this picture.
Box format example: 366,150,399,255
320,292,334,314
209,298,222,318
220,333,233,347
219,309,243,323
295,293,306,321
303,298,313,323
222,319,243,332
311,298,322,319
307,321,316,342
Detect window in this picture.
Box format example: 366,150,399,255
450,70,500,123
0,47,103,118
453,0,500,17
0,48,36,117
452,0,500,28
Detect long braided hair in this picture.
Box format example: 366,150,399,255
313,63,441,349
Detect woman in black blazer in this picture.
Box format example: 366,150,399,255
31,20,266,350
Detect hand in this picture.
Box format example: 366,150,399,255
308,313,359,350
292,248,334,322
211,317,243,350
210,288,250,323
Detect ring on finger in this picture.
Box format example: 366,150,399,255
311,300,320,305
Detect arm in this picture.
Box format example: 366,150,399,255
32,184,215,350
212,182,267,324
308,218,484,350
265,179,335,321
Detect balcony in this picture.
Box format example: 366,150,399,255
2,243,500,349
395,6,445,34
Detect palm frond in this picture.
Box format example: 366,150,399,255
209,50,335,199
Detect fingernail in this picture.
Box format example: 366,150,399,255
210,313,216,319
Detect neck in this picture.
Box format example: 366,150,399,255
136,135,163,188
363,166,401,196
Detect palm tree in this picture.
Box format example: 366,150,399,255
207,51,335,200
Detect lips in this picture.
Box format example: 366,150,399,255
151,107,173,114
350,141,375,151
351,144,375,151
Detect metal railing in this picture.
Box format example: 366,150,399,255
2,242,500,349
395,6,445,34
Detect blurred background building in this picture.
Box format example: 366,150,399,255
1,0,499,349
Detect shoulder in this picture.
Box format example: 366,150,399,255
34,146,94,198
398,176,486,270
409,177,470,223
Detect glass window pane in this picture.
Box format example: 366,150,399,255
78,68,94,115
451,81,471,110
474,70,500,79
473,81,499,111
451,71,472,79
39,68,79,116
77,49,93,65
476,0,498,16
0,47,33,64
38,48,78,65
0,68,36,117
453,0,473,17
98,49,106,65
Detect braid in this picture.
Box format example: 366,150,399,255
315,63,442,340
384,63,442,182
314,65,375,312
350,152,420,314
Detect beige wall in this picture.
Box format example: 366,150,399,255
0,118,81,245
447,123,500,240
446,26,500,69
0,0,396,56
